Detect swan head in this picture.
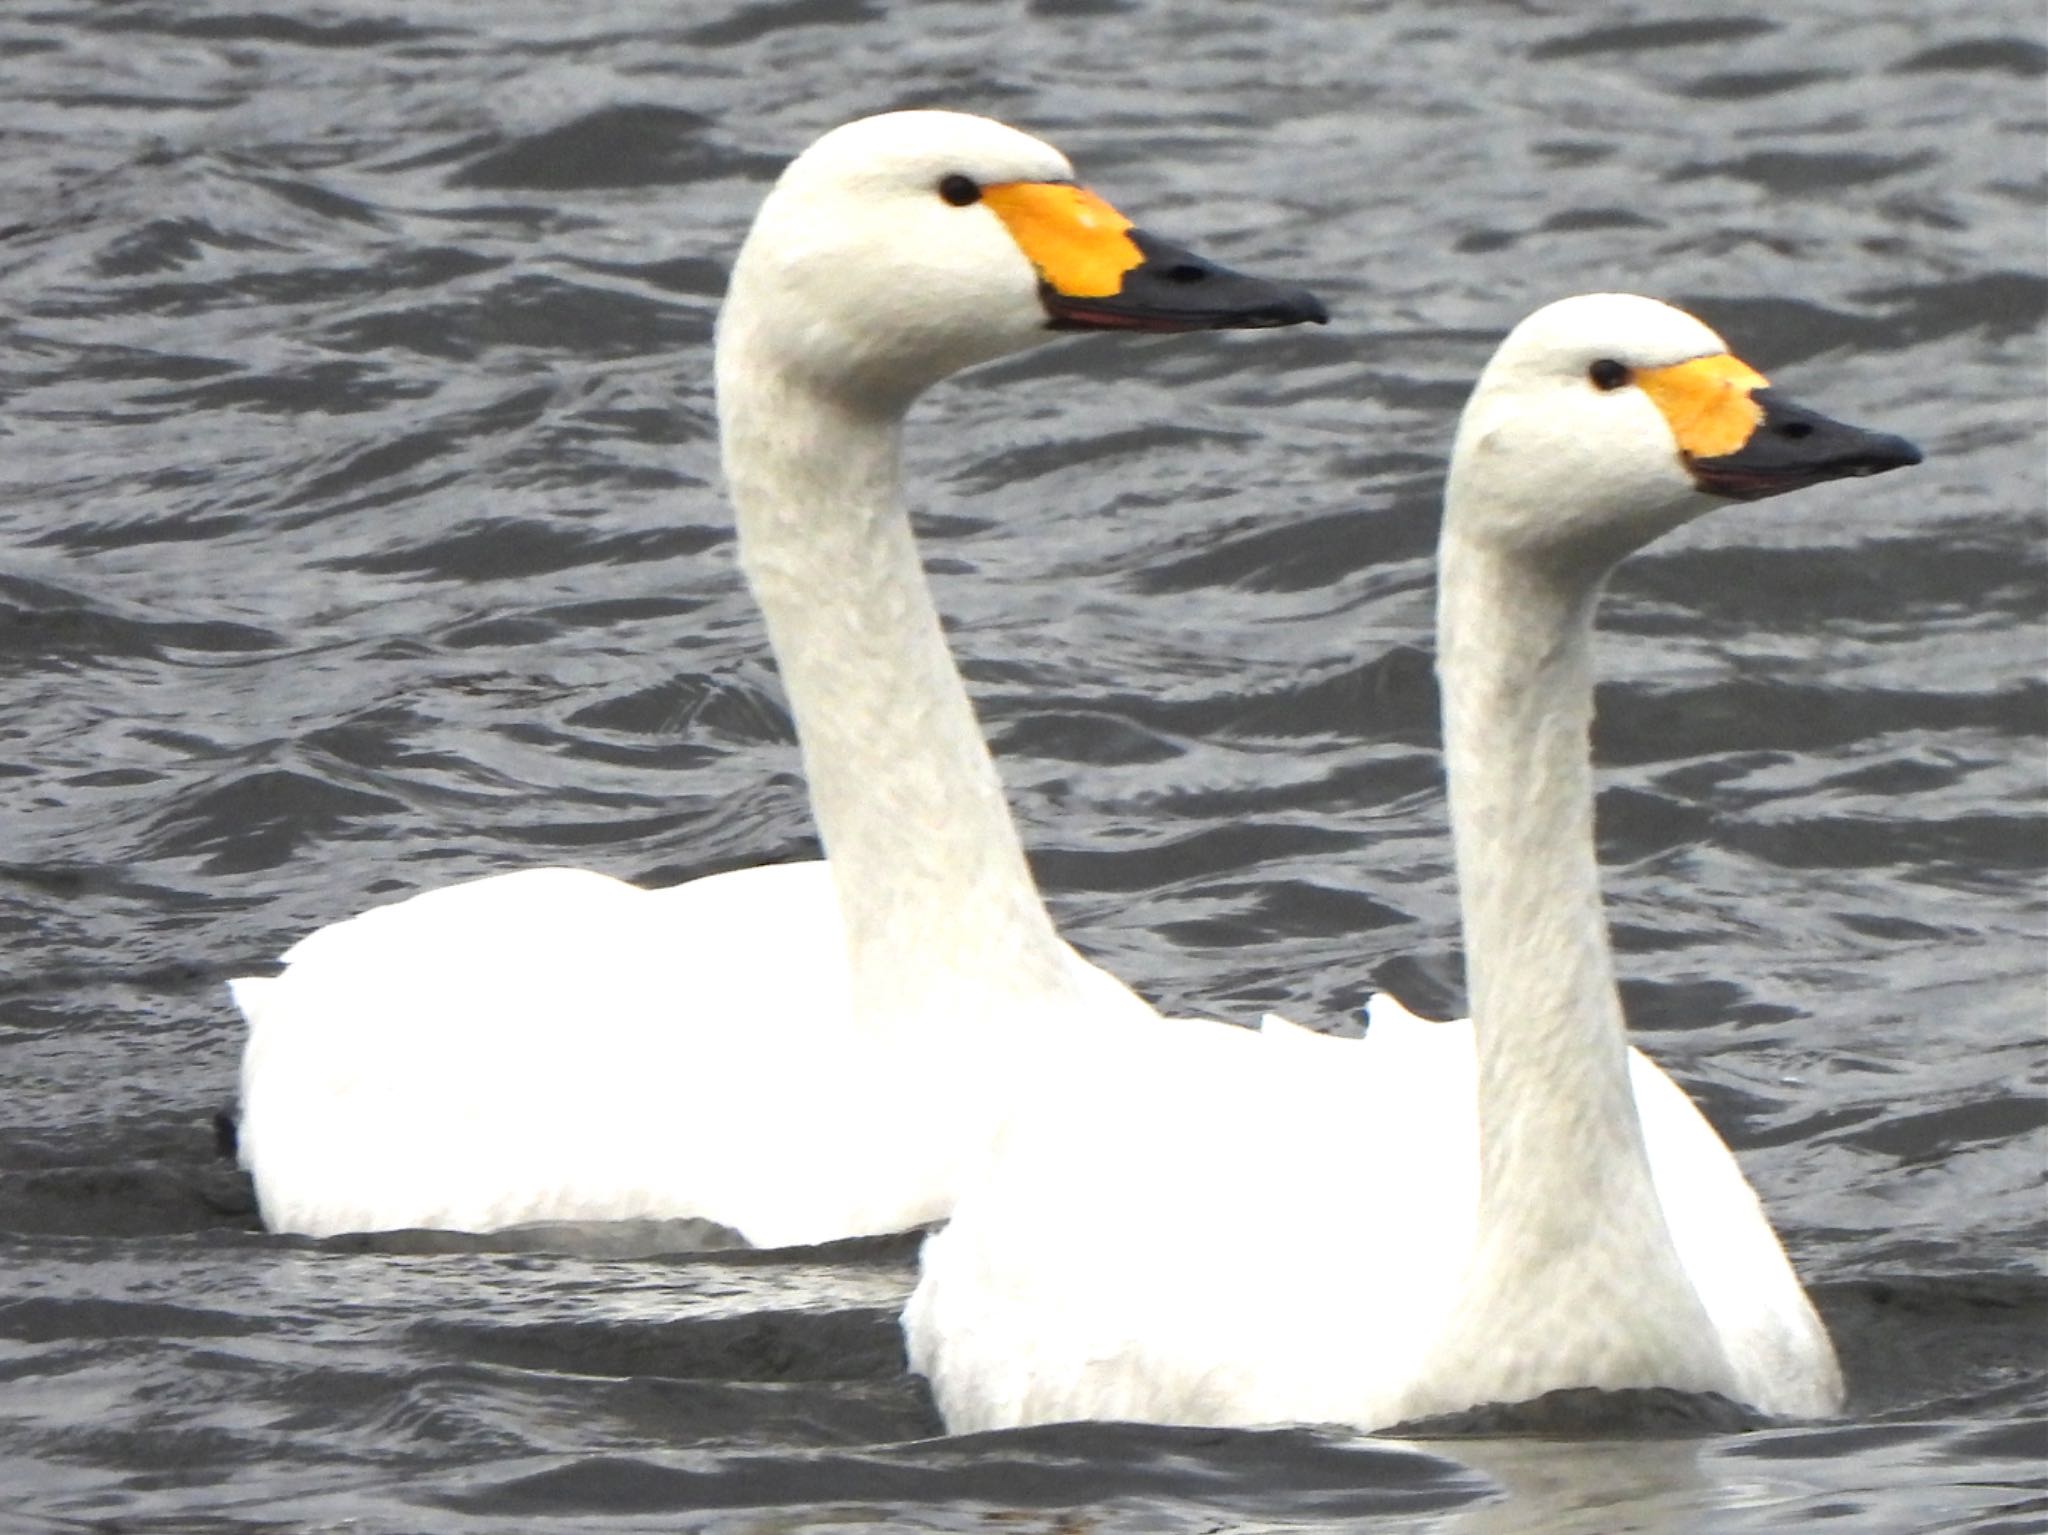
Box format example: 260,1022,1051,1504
1445,293,1922,571
719,111,1328,409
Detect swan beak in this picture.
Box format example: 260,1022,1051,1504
980,181,1329,333
1044,227,1332,332
1686,390,1924,502
1636,353,1921,501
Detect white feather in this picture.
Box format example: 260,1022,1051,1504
907,296,1869,1430
232,112,1208,1246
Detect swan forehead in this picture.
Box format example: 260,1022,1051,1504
1503,293,1732,375
783,110,1073,195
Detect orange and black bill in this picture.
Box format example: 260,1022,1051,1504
980,180,1327,333
1040,228,1328,333
1688,390,1922,501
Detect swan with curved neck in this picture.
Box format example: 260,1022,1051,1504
230,111,1325,1247
905,294,1921,1430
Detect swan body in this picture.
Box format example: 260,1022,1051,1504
233,863,1129,1247
906,294,1921,1430
232,111,1325,1246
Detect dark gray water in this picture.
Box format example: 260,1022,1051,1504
1,1,2043,1530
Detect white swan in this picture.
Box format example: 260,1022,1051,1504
230,110,1326,1248
905,294,1921,1430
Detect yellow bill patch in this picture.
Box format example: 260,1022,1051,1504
981,182,1143,299
1636,353,1771,459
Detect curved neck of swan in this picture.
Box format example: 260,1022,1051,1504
717,332,1077,1034
1432,523,1729,1398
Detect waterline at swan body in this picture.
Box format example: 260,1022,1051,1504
905,294,1921,1431
231,111,1327,1248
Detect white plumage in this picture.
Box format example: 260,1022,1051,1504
232,110,1322,1246
907,295,1918,1432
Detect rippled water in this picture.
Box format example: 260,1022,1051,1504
1,1,2042,1530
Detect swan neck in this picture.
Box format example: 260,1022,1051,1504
717,338,1074,1029
1439,538,1618,1111
1433,530,1725,1389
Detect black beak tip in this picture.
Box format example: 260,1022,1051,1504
1700,394,1927,499
1841,431,1924,480
1242,289,1330,328
1875,433,1924,472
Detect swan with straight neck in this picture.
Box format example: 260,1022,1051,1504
229,110,1326,1246
905,293,1922,1431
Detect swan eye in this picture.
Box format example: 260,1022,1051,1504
938,174,982,207
1588,359,1632,392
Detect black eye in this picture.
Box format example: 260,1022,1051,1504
938,174,981,207
1588,359,1631,392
